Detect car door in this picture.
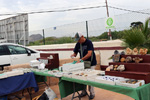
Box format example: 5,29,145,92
7,45,39,65
0,45,11,67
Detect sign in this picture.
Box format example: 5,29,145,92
53,27,57,30
105,17,115,29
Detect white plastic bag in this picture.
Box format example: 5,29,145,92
38,63,45,70
30,60,40,68
45,87,57,100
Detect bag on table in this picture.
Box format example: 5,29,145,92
37,87,57,100
84,61,91,69
37,92,49,100
80,44,93,69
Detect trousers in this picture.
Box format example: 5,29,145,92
82,66,96,95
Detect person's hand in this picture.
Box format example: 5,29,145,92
76,59,83,63
70,54,75,58
76,60,80,63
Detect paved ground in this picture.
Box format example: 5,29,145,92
8,84,134,100
51,85,134,100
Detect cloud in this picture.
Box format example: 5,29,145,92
0,0,106,31
0,0,150,37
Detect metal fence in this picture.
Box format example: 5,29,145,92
30,8,150,40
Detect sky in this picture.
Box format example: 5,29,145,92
0,0,150,33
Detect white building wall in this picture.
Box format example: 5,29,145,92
28,39,124,65
0,14,28,45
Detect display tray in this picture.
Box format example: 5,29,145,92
95,76,124,85
63,73,72,78
6,70,24,77
115,79,145,88
61,62,84,72
105,70,150,84
71,71,88,81
87,75,96,82
47,70,62,77
63,70,105,81
75,75,87,81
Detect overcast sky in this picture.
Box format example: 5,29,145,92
0,0,150,32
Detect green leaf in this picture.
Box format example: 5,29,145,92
123,29,146,49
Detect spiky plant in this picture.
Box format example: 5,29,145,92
122,18,150,51
142,18,150,39
122,29,146,49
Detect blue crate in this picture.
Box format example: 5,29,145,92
0,96,7,100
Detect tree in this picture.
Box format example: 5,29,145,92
130,21,143,28
123,18,150,51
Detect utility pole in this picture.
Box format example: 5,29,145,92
86,21,89,39
42,29,45,45
105,0,112,40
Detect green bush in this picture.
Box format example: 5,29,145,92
122,29,146,49
122,18,150,53
28,36,74,46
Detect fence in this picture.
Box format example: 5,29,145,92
29,8,150,40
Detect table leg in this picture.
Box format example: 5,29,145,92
22,88,33,100
22,89,25,96
42,76,49,87
71,92,75,100
43,80,49,87
71,82,81,100
77,91,81,100
84,90,90,100
80,86,91,100
27,88,32,100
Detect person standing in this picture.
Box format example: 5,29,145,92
71,32,97,99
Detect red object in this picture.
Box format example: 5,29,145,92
107,32,110,36
105,55,150,83
37,53,59,70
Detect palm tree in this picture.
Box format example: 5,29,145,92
141,18,150,39
122,18,150,50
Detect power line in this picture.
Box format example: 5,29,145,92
25,2,105,14
109,6,150,15
108,2,140,9
0,5,150,16
28,5,106,14
0,5,106,16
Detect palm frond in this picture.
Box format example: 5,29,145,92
123,29,146,49
142,18,150,39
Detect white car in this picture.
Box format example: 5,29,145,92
0,43,40,68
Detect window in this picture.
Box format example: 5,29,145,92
0,46,8,55
26,49,37,53
7,45,27,55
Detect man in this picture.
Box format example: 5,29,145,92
71,32,97,99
